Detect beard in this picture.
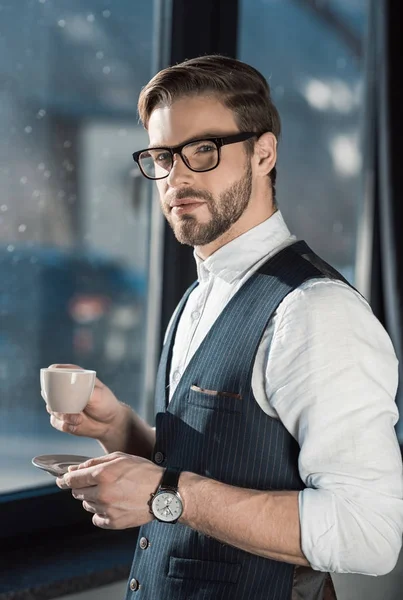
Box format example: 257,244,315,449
163,161,253,247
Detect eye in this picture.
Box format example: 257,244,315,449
195,144,215,153
155,151,171,163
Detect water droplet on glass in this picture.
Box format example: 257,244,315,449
24,126,32,134
62,160,74,172
18,224,27,233
39,0,47,4
32,190,41,198
103,66,111,75
57,190,66,198
96,51,104,60
87,14,95,23
20,176,28,185
63,140,72,148
43,170,51,178
1,205,8,212
58,19,66,28
37,163,45,171
7,245,15,253
36,109,46,119
102,10,111,18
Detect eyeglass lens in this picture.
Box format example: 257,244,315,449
139,140,219,179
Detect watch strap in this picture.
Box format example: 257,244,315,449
159,466,181,491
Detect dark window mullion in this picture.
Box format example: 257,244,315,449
159,0,240,346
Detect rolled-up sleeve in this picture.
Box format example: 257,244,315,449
267,279,403,575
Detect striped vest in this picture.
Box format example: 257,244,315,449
125,241,347,599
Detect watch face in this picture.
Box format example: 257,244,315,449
151,490,183,523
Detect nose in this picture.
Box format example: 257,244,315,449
166,153,194,188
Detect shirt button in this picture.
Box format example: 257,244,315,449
173,370,181,383
139,536,149,550
129,578,140,591
191,310,200,320
154,451,165,464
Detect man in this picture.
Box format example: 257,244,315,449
50,56,403,599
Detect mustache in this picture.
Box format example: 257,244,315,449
167,188,212,203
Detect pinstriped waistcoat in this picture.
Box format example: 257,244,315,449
125,241,347,600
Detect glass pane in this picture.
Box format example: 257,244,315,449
0,0,155,493
240,2,403,440
238,0,368,283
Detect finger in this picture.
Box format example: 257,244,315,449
56,476,71,490
49,411,82,422
92,513,112,529
92,378,104,390
72,486,99,502
67,464,80,472
68,453,122,471
62,463,103,489
49,413,82,435
82,500,101,515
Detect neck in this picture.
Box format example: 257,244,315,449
195,199,277,260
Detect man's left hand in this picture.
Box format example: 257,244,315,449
56,452,163,529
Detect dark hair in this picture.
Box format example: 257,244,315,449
138,55,281,203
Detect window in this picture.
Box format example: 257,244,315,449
0,0,155,494
238,0,368,283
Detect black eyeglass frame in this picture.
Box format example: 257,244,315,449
132,131,259,180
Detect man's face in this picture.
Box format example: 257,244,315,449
147,96,253,247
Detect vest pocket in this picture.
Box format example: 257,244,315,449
168,556,241,584
188,386,242,413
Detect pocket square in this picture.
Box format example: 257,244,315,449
190,385,242,400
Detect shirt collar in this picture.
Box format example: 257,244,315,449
194,210,294,284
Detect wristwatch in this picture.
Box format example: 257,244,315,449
149,467,184,523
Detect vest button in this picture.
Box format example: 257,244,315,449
154,451,165,464
129,578,140,591
139,536,149,550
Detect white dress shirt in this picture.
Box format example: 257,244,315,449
166,210,403,576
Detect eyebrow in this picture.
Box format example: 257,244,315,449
147,132,230,149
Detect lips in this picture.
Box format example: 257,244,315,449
170,198,205,208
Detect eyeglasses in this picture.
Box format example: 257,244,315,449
132,132,258,180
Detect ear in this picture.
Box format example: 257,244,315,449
254,132,277,177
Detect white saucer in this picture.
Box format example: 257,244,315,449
32,454,92,477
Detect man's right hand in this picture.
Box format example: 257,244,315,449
44,364,124,442
44,363,155,457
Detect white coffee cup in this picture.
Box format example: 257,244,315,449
40,367,96,413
